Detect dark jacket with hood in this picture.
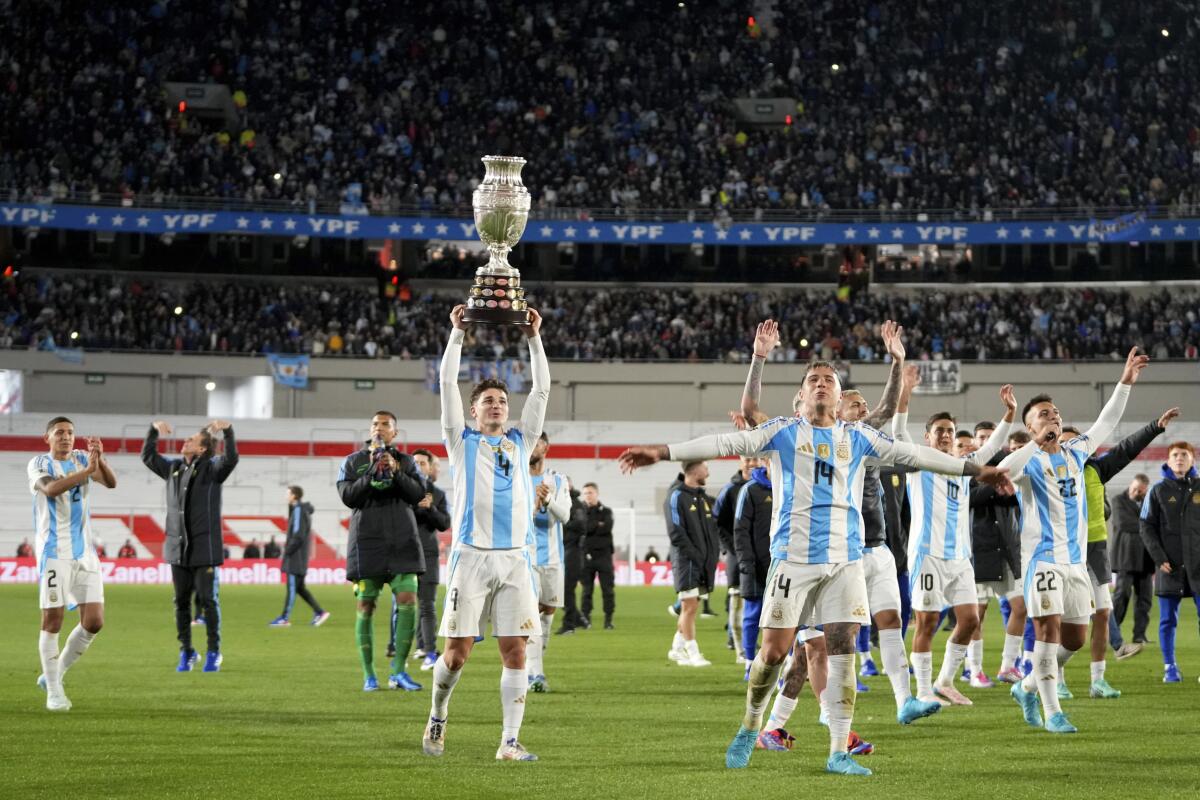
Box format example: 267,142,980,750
282,501,315,575
1141,463,1200,597
733,467,773,598
414,481,451,569
337,442,427,581
664,474,718,593
1111,488,1154,574
142,425,239,567
713,469,750,557
971,450,1021,582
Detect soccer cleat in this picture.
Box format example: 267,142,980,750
859,657,879,677
554,626,576,636
1115,642,1143,660
579,615,592,630
725,726,758,769
826,752,872,776
385,644,396,659
474,634,486,642
496,739,538,761
268,616,291,627
668,647,687,663
970,671,995,689
1011,683,1042,727
933,682,972,706
363,676,380,692
897,695,942,725
311,611,331,627
995,667,1023,685
388,672,423,691
1056,682,1073,700
36,674,47,692
667,604,679,618
735,655,747,665
203,652,222,673
1089,678,1121,699
422,716,446,756
176,649,199,672
856,677,870,692
755,728,794,751
46,689,71,712
529,674,549,693
847,731,873,756
960,664,972,682
700,607,717,619
191,616,206,627
413,648,427,660
684,651,712,667
1045,712,1077,734
1164,663,1182,683
420,652,438,672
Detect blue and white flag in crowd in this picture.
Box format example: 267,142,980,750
266,354,310,388
425,358,528,394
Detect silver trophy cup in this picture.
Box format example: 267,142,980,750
461,155,531,325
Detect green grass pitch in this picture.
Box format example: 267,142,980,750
2,585,1199,799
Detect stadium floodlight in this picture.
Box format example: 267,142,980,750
800,338,810,347
1161,28,1169,37
831,63,840,72
273,172,283,181
204,381,216,392
69,331,79,340
160,232,175,246
174,306,183,315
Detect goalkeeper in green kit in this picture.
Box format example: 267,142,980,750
337,411,429,691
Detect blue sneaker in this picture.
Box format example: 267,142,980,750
528,674,549,693
36,673,47,691
897,695,942,725
363,676,380,692
725,726,758,769
177,649,199,672
268,616,290,627
1056,681,1073,700
1045,712,1077,734
388,672,423,691
473,634,485,643
202,651,222,673
859,657,879,677
826,752,872,776
1164,663,1183,683
856,677,870,692
1011,683,1042,727
421,652,438,672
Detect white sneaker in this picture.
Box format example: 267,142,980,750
46,688,71,712
422,716,446,757
685,651,712,667
668,647,687,663
495,739,538,761
735,655,748,665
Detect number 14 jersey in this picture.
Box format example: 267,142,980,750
444,429,535,550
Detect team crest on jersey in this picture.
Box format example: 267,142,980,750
770,604,784,622
1056,465,1067,478
817,443,831,459
835,443,850,461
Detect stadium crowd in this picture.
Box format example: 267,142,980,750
1,0,1198,216
3,272,1199,362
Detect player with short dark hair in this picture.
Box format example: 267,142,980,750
269,485,330,628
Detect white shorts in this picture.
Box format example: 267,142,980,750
678,587,710,601
1086,565,1114,612
439,546,540,639
976,560,1022,603
910,554,976,612
39,558,104,609
759,559,869,629
863,546,902,615
1025,561,1093,623
799,627,825,643
533,564,564,608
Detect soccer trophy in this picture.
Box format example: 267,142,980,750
461,155,531,325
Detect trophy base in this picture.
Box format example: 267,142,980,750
461,306,530,326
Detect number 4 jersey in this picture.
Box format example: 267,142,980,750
27,451,100,571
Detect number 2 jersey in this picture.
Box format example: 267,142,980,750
27,450,100,571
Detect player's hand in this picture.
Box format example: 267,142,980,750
729,410,750,431
976,466,1013,494
1157,407,1181,430
535,482,552,505
1161,562,1174,574
880,320,906,362
617,446,667,474
152,420,173,436
450,304,467,330
524,308,543,338
86,447,101,474
207,419,231,433
753,319,780,359
1119,347,1150,385
418,493,433,509
86,435,104,455
999,384,1017,413
902,364,920,393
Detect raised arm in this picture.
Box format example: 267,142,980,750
86,437,117,489
997,439,1041,481
739,319,779,427
440,307,468,440
865,426,1010,488
1077,348,1148,455
518,309,550,449
1089,410,1176,483
971,385,1017,464
863,320,906,429
141,422,173,479
208,421,239,483
891,364,919,442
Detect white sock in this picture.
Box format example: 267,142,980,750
764,693,798,732
526,635,544,677
967,639,984,675
729,594,744,658
825,654,855,756
58,625,96,676
39,630,61,691
500,667,527,743
1090,660,1106,682
671,631,685,652
1031,640,1062,716
912,650,934,697
935,641,968,686
1056,644,1077,688
742,655,783,730
430,656,462,719
540,613,554,650
685,639,700,655
1000,633,1023,672
878,627,911,707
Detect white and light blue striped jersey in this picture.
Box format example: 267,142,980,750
1013,441,1091,568
445,429,536,550
27,451,99,570
905,421,1010,563
530,471,570,566
743,416,901,565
